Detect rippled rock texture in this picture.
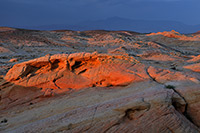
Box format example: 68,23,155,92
0,28,200,132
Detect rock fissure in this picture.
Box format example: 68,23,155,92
90,105,98,127
152,41,185,55
146,65,197,127
71,61,83,72
52,79,62,90
77,69,88,75
146,67,161,84
83,105,99,132
167,87,195,126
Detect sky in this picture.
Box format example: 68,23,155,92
0,0,200,27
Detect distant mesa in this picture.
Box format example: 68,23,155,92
193,31,200,35
0,27,16,32
147,30,200,41
147,30,181,38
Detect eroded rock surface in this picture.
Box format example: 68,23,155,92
0,28,200,133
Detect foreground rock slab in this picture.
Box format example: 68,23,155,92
1,81,200,133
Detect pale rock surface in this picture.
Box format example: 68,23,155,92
0,28,200,133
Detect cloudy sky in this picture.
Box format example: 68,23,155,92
0,0,200,27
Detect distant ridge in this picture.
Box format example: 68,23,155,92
193,31,200,35
19,17,200,34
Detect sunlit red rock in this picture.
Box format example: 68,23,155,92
4,52,145,89
184,63,200,72
147,30,200,41
1,52,149,109
0,28,200,132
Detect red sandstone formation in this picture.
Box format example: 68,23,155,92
4,52,145,88
184,63,200,72
147,30,182,38
1,52,147,108
147,30,200,41
0,28,200,132
193,31,200,35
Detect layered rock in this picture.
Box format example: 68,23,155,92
1,52,200,132
4,52,146,88
147,30,200,41
1,52,147,109
1,29,200,133
1,81,200,133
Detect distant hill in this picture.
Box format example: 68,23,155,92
193,31,200,35
21,17,200,33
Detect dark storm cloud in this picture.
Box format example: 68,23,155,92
0,0,200,27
